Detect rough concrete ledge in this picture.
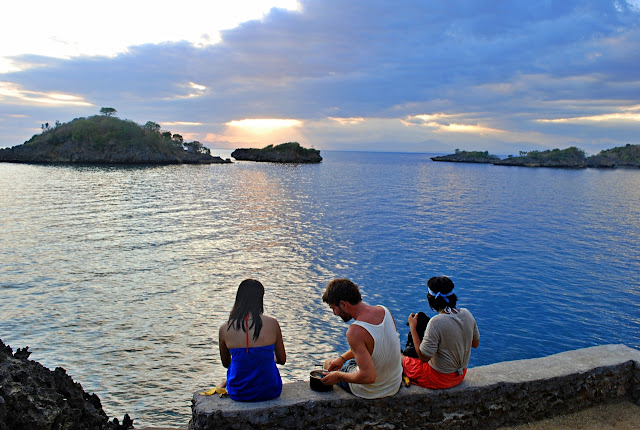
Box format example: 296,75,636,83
190,344,640,430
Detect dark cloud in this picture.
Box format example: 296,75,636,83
1,0,639,150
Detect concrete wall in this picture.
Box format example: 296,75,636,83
190,344,640,430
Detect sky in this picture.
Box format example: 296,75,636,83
1,0,639,155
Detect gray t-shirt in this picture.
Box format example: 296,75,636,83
419,308,480,374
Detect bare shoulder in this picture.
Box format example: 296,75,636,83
218,321,229,341
346,323,369,340
219,321,229,333
261,314,281,328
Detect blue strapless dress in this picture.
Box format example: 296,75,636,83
226,344,282,402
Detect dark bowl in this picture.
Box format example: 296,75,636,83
309,370,333,392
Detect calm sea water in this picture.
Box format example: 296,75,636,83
1,151,638,427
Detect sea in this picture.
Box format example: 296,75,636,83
0,150,638,427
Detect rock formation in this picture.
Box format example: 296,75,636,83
232,142,322,163
0,339,132,430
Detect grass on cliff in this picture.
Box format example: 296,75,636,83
23,115,210,155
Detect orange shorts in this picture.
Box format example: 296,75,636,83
402,355,466,389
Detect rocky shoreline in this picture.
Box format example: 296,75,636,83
0,339,133,430
0,142,231,165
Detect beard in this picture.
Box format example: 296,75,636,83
339,311,353,322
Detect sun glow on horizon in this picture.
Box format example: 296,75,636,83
226,118,303,130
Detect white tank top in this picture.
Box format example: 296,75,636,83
349,305,403,398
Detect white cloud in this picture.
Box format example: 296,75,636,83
0,82,93,106
0,1,299,72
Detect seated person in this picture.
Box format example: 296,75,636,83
320,279,403,399
218,279,286,401
403,276,479,389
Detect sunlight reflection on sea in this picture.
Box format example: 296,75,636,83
0,153,638,427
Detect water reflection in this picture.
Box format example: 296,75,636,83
0,157,639,427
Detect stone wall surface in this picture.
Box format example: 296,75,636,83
190,344,640,430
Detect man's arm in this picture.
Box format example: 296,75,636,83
322,325,376,385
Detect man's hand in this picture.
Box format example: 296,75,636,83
324,357,345,371
321,371,342,386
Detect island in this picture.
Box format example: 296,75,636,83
494,146,587,168
585,143,640,168
431,149,500,164
231,142,322,163
432,144,640,168
0,109,231,165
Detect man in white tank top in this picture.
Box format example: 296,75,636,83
321,279,403,399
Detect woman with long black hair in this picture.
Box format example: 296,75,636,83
219,279,286,401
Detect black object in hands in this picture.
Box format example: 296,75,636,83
402,312,429,359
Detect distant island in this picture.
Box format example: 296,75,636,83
231,142,322,163
431,150,500,164
431,144,640,168
0,108,231,165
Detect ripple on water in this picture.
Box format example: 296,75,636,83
0,156,638,427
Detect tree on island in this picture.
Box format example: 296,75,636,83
144,121,161,133
99,107,117,117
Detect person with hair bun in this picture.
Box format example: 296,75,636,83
402,276,479,389
218,279,286,401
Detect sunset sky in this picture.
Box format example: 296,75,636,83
1,0,639,155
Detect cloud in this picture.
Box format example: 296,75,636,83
0,81,93,107
1,0,640,152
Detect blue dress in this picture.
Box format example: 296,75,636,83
226,344,282,402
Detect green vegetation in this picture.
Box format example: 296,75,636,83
259,142,320,156
500,146,586,166
431,149,500,163
587,143,640,167
235,141,320,157
434,144,640,168
453,149,500,160
231,141,322,163
99,107,117,117
24,109,210,156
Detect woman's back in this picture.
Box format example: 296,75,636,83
219,313,286,402
222,314,280,349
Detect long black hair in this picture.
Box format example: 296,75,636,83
227,279,264,341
